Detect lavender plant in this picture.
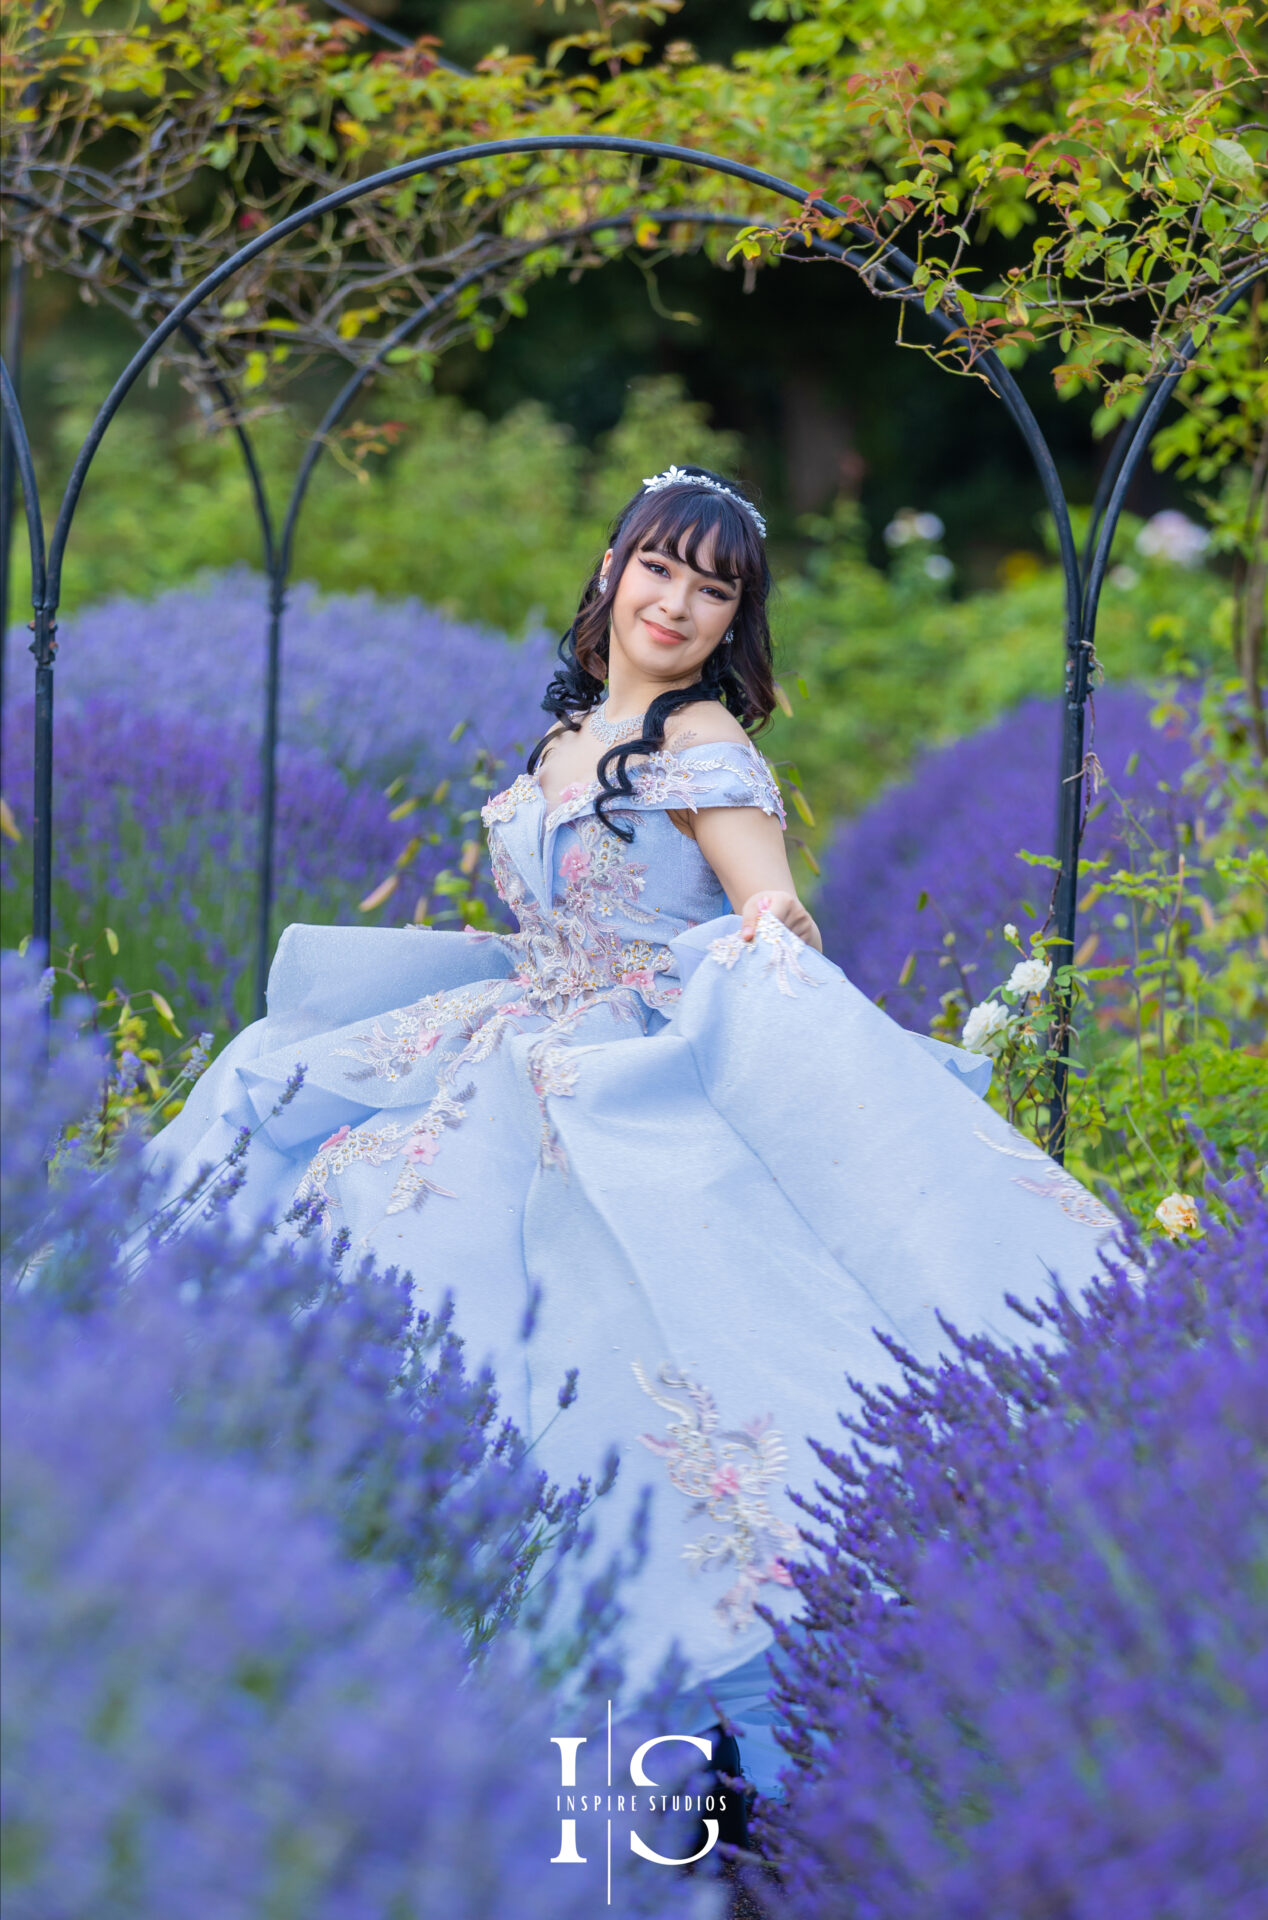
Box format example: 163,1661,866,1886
759,1154,1268,1919
1,954,702,1920
815,684,1197,1022
0,574,556,1027
819,684,1266,1216
13,565,558,780
0,960,726,1920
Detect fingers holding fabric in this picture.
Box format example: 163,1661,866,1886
739,891,822,950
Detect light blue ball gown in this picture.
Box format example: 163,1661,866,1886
147,736,1119,1784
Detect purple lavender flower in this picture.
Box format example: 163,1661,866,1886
11,566,557,780
2,956,695,1918
757,1156,1268,1917
816,687,1198,1019
1,572,558,1032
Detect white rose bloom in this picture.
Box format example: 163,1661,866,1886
1155,1192,1200,1238
913,511,945,541
962,1000,1011,1053
1006,957,1052,997
924,553,953,581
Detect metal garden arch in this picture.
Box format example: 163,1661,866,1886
1,131,1259,1161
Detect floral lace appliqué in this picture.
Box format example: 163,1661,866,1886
708,911,818,997
632,1360,800,1632
481,774,539,827
973,1125,1120,1235
334,981,504,1084
633,742,786,825
499,814,668,1019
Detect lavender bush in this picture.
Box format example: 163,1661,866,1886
761,1157,1268,1918
23,566,557,780
815,685,1197,1021
0,955,704,1920
0,573,557,1028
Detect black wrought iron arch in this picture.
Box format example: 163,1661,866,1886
0,187,280,736
2,131,1259,1156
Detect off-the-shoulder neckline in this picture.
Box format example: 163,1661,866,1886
534,736,766,820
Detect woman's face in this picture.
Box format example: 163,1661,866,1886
602,527,740,692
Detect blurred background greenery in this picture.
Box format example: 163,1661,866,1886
10,332,1222,836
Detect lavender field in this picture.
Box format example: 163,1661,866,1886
5,948,1265,1918
3,564,1265,1918
1,572,557,1025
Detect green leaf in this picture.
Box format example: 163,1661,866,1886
1209,138,1257,186
1164,270,1193,305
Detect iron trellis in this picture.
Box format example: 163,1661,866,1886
1,132,1260,1159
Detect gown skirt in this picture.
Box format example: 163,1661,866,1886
144,739,1121,1756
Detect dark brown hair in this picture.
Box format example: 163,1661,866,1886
528,467,776,838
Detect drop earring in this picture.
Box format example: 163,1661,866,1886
598,573,609,593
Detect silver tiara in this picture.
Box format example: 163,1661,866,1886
641,466,767,538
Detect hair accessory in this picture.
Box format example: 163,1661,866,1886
589,700,647,747
640,467,767,538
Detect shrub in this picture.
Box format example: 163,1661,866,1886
17,367,741,633
761,1154,1268,1920
0,573,558,1026
764,501,1226,829
815,684,1195,1021
0,954,696,1919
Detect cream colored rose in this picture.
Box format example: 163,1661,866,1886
1154,1192,1200,1238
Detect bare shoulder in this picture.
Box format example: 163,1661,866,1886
662,702,754,752
534,717,573,763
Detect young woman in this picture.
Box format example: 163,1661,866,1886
147,465,1118,1805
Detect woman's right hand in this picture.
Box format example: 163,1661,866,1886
738,890,822,951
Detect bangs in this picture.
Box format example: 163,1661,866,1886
627,488,759,583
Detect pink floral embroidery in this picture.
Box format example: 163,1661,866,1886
298,739,790,1237
631,1361,801,1632
480,773,538,826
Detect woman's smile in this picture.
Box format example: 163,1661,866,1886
641,615,690,646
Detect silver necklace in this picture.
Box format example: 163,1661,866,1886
588,700,646,747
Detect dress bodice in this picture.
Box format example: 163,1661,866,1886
479,739,786,1023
